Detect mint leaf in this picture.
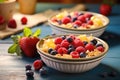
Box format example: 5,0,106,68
8,43,18,54
16,44,22,56
23,27,32,37
32,29,41,37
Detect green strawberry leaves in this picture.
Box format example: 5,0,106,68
8,27,41,56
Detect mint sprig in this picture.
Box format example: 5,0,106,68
8,27,41,56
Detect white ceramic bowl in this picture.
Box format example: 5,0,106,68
36,35,109,73
48,11,109,37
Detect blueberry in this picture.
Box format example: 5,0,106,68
83,41,88,45
69,45,75,49
58,20,62,25
67,37,73,43
25,64,32,71
68,48,75,54
109,71,117,77
67,15,71,18
61,35,66,40
39,67,47,75
96,44,103,47
73,25,78,28
78,12,84,16
72,17,77,22
26,70,34,77
90,39,97,45
80,52,86,58
50,50,57,55
48,48,53,54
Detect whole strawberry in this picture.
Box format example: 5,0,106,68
99,4,112,16
8,19,17,28
8,27,41,58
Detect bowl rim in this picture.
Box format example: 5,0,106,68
48,11,109,31
36,35,109,61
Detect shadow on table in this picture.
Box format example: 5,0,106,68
42,63,120,80
100,31,120,48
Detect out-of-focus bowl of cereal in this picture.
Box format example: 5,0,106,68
36,34,109,73
48,11,109,37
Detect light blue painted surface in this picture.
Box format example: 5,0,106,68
0,3,120,80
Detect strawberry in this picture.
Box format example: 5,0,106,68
21,16,28,25
8,27,41,58
99,4,112,16
19,36,39,57
0,15,5,25
8,19,17,28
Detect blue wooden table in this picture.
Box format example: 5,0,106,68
0,3,120,80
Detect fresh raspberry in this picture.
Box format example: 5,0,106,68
55,44,61,50
96,46,104,52
62,17,71,24
77,15,86,23
0,16,5,24
33,60,43,70
68,34,76,40
70,51,79,58
73,20,82,26
61,40,70,48
99,4,112,16
82,23,90,28
74,11,79,16
8,19,17,28
87,20,93,25
57,47,68,55
85,43,95,51
21,16,28,25
84,13,93,19
54,37,63,44
73,39,84,48
75,46,86,53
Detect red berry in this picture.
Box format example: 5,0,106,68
73,20,82,26
77,15,86,23
51,17,57,22
21,17,27,25
8,19,17,28
62,17,71,24
68,34,76,40
99,4,112,16
33,60,43,70
87,20,93,25
61,41,69,48
84,13,93,18
70,51,79,58
54,37,63,44
74,11,79,16
73,39,84,48
85,43,95,51
96,46,104,52
57,47,68,55
0,16,5,24
55,44,61,50
75,46,86,53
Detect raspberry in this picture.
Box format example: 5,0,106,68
84,13,93,19
33,60,43,70
70,51,79,58
57,47,68,55
68,34,76,40
61,40,69,48
0,16,5,24
66,37,73,43
54,37,63,44
21,17,28,25
73,39,84,48
85,43,95,51
87,20,93,25
77,15,86,23
8,19,17,28
62,17,71,24
55,44,61,50
75,46,86,53
73,20,82,26
96,46,104,52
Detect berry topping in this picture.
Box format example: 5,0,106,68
48,48,53,54
21,16,28,25
75,46,86,53
67,37,73,43
70,51,79,58
33,60,43,70
50,50,57,55
8,19,17,28
55,44,61,50
80,52,86,58
25,64,32,71
96,44,103,47
84,13,93,19
68,47,75,54
77,15,86,23
96,46,104,52
72,17,77,22
62,17,71,24
90,39,97,45
87,20,93,25
85,43,95,51
73,39,84,48
61,41,69,48
61,35,66,40
54,37,63,44
57,47,68,55
73,20,82,26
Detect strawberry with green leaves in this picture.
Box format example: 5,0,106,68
8,27,41,58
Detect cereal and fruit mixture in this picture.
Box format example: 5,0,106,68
40,35,105,59
50,11,105,29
